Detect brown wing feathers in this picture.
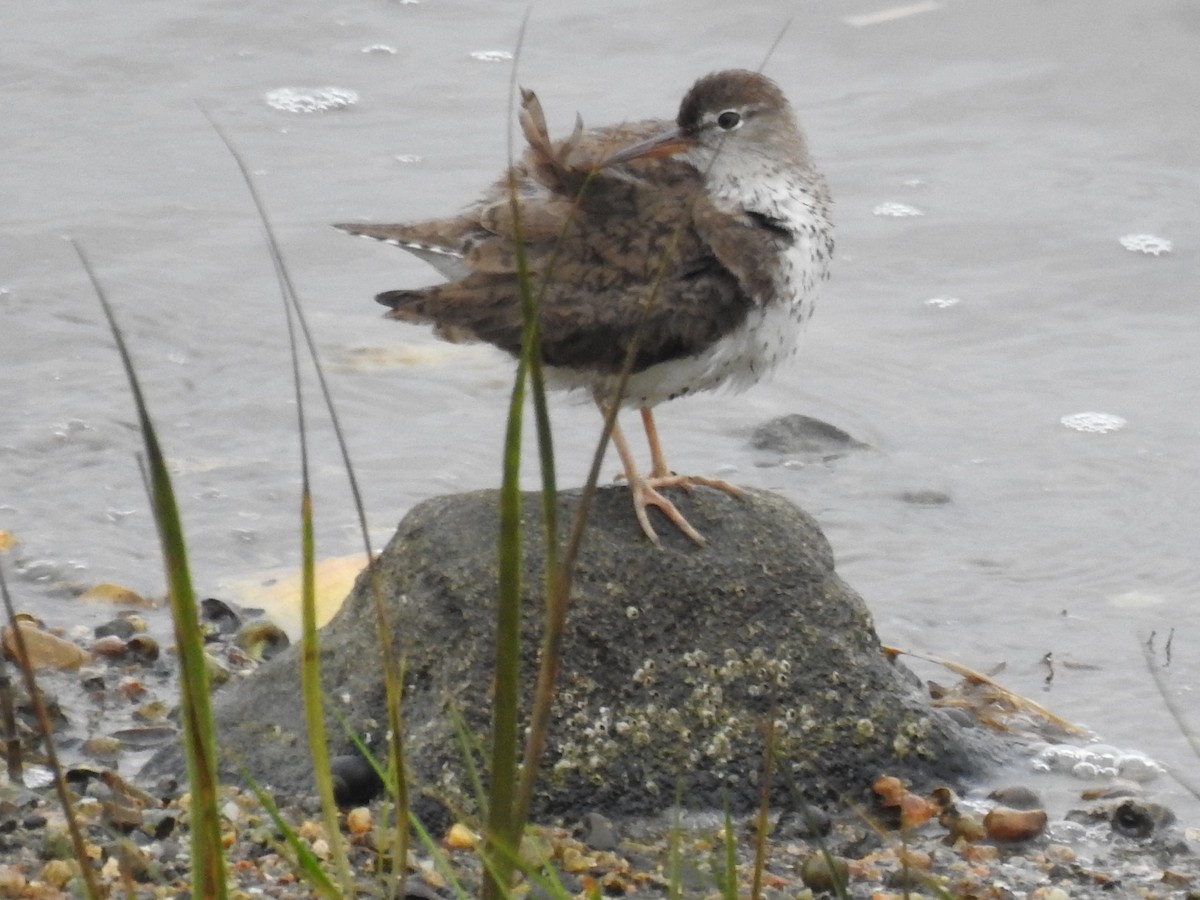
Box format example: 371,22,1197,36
350,88,755,375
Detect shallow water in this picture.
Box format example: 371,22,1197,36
3,0,1199,818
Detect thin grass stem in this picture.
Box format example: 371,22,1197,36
750,716,777,900
243,772,342,899
202,109,410,892
0,563,102,900
719,800,738,900
482,15,537,899
75,238,227,899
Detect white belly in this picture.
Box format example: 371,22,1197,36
547,247,822,408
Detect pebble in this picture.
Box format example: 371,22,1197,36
800,853,849,892
0,776,1193,898
1110,798,1175,838
329,754,384,807
576,811,619,851
444,822,477,850
234,620,289,661
749,413,866,459
2,620,89,669
984,806,1049,842
346,807,372,836
774,806,833,839
3,604,1197,898
127,634,160,662
79,582,152,608
94,617,136,640
988,784,1044,810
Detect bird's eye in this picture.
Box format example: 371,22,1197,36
716,110,742,131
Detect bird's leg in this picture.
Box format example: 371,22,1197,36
597,399,706,546
638,407,745,499
640,407,673,479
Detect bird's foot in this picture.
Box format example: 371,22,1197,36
646,471,745,499
629,475,744,546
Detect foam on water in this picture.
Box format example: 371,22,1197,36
1060,412,1127,434
263,86,359,113
1030,741,1166,783
1119,233,1173,256
873,201,924,217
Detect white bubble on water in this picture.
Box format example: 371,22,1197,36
264,86,359,113
924,296,960,308
1119,233,1173,256
394,154,423,163
1033,741,1165,783
361,44,397,55
23,765,54,789
470,50,513,62
873,202,924,217
1060,411,1126,434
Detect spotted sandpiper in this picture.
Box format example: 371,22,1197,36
337,69,833,545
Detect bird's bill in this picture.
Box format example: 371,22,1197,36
605,128,692,166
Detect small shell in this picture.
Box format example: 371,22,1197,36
1111,798,1175,838
944,810,987,843
800,854,849,892
235,621,290,662
346,807,372,836
126,635,160,663
445,822,478,849
134,700,170,722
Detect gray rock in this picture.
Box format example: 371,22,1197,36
749,413,868,460
987,784,1043,811
144,486,1002,821
576,811,619,852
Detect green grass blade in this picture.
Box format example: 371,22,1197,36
750,716,776,900
485,346,528,899
275,195,352,895
755,21,792,71
483,17,534,898
774,752,851,900
300,486,354,894
243,771,343,899
406,808,473,900
0,663,20,782
717,798,738,900
202,108,408,894
332,707,473,898
74,238,227,899
666,803,683,900
448,703,489,817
